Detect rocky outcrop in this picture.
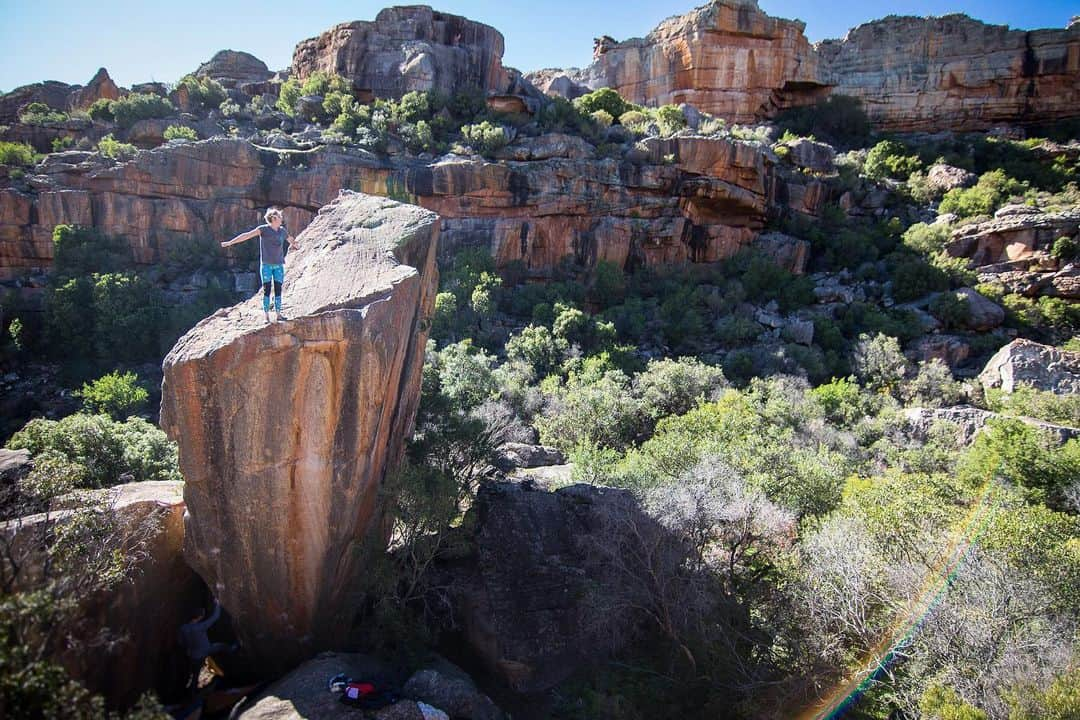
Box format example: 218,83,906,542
818,14,1080,132
978,338,1080,395
0,481,203,708
436,481,642,693
69,68,121,110
534,1,1080,132
0,130,826,284
196,50,273,87
0,80,77,124
947,208,1080,268
563,0,827,123
160,192,439,673
291,6,510,101
903,405,1079,444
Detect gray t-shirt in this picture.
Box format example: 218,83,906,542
257,224,288,265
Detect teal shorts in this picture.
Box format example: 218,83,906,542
260,264,284,285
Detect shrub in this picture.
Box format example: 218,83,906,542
74,371,149,419
958,419,1080,504
163,124,197,141
177,74,227,111
87,98,114,122
938,169,1028,218
19,102,68,125
590,109,614,128
91,272,164,359
890,255,951,302
276,78,302,116
300,71,350,98
0,141,35,166
903,359,963,408
432,341,497,411
852,333,907,394
633,357,726,423
460,121,508,157
537,371,641,452
6,413,180,488
109,92,174,128
928,290,971,329
984,384,1080,427
618,110,648,128
864,139,922,180
654,105,687,136
506,325,568,378
400,120,436,153
96,133,137,160
902,221,953,255
50,136,74,153
573,88,634,120
1051,235,1079,262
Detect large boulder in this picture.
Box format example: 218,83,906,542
0,481,203,708
160,191,439,673
402,660,503,720
956,287,1005,331
978,339,1080,395
235,651,402,719
435,481,642,693
196,50,273,87
290,6,510,100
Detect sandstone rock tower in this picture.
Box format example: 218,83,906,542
161,191,438,672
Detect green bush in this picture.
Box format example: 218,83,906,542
958,419,1080,504
300,71,350,98
87,98,114,122
177,74,227,111
928,290,971,329
938,169,1028,218
50,136,74,153
985,385,1080,427
109,92,174,128
852,332,907,394
276,78,302,116
590,109,614,128
902,221,953,255
7,413,180,488
163,124,197,141
91,272,164,359
573,88,634,120
506,325,568,378
633,357,726,423
74,371,148,419
460,121,508,157
537,371,641,452
890,255,951,302
1051,235,1079,262
19,102,68,125
654,105,687,136
0,141,35,166
864,139,923,180
97,133,137,160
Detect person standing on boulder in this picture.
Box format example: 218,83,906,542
221,208,299,322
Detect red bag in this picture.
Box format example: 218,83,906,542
344,682,376,700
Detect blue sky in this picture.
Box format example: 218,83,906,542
2,0,1076,93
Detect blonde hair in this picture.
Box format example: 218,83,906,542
264,207,283,223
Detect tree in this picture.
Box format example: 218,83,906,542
75,371,149,419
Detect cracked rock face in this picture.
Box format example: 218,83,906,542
160,191,438,673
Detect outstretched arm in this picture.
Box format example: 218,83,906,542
287,234,299,250
221,228,260,248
